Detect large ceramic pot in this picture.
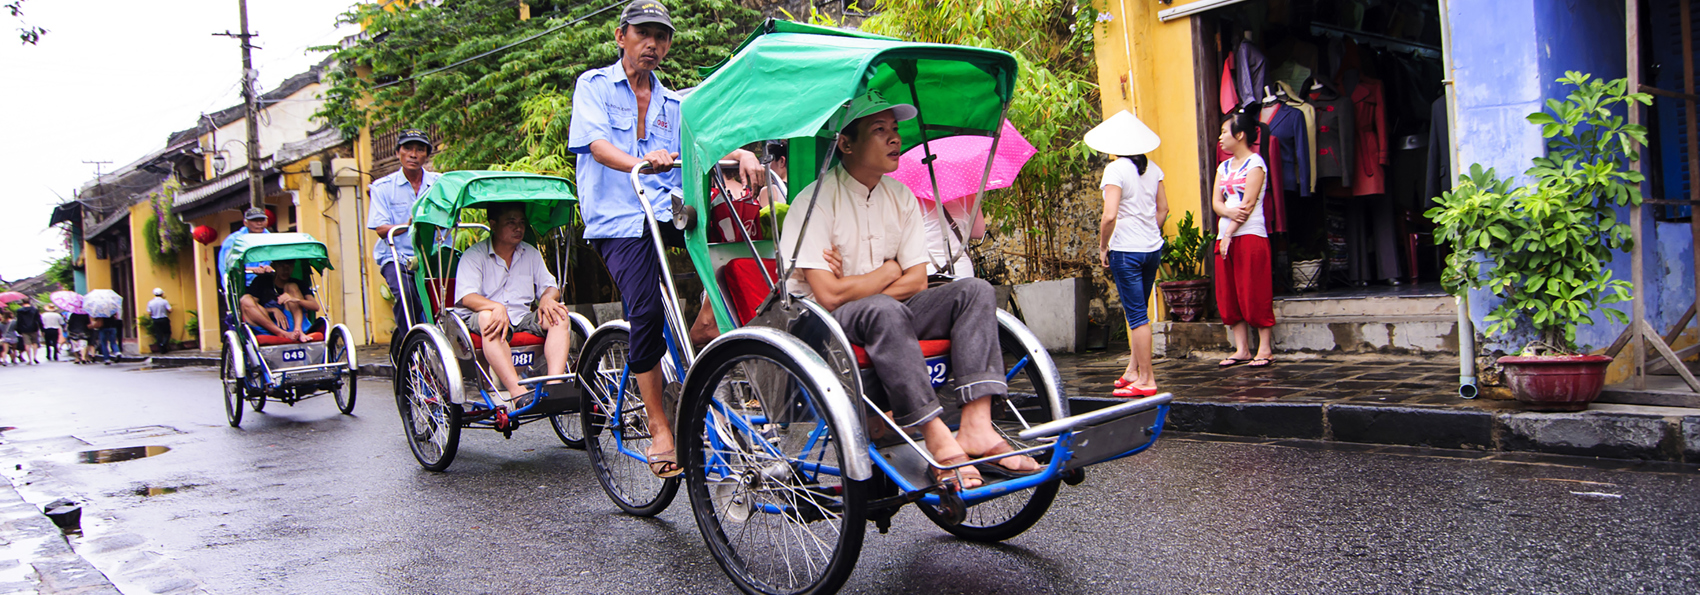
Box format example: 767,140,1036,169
1291,259,1324,292
1157,279,1211,323
1497,354,1613,411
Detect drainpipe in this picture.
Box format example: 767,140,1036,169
1437,0,1478,398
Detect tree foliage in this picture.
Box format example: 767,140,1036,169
6,0,46,45
316,0,761,172
1427,73,1649,352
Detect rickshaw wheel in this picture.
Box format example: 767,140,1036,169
221,342,244,428
682,341,866,595
249,391,267,413
579,328,679,516
548,322,590,449
917,330,1064,542
396,332,461,472
328,331,357,415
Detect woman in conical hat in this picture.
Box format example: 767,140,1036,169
1085,110,1166,398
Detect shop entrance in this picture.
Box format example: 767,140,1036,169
1191,0,1448,296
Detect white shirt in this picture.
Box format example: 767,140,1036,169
779,165,929,300
146,297,171,319
1100,158,1166,253
1216,154,1269,238
452,240,558,325
40,312,62,330
921,200,976,277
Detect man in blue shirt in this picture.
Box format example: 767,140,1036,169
218,207,271,289
367,129,441,332
569,0,761,478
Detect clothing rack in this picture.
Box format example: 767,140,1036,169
1309,22,1441,59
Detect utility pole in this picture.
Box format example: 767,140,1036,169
214,0,262,211
81,160,112,207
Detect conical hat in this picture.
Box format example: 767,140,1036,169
1083,110,1161,156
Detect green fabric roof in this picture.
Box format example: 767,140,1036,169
411,171,579,235
679,19,1019,178
223,232,331,274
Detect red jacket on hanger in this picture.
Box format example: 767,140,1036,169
1350,77,1387,196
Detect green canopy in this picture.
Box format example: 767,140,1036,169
223,232,331,275
679,20,1018,178
410,171,579,238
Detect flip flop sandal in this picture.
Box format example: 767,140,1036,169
967,443,1044,477
1113,378,1135,389
1218,358,1249,368
647,450,683,478
934,454,984,490
1248,358,1275,368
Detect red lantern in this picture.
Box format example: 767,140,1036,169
192,225,217,245
265,207,275,229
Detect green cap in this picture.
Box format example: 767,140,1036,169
826,89,918,133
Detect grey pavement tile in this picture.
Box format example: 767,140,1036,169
1226,387,1303,400
1320,380,1388,391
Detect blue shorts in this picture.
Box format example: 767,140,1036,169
591,225,684,374
1107,248,1163,330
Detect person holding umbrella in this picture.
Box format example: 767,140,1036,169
1086,110,1168,398
40,305,62,362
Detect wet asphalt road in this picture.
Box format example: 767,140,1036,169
2,362,1698,595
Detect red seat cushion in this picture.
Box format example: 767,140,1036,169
469,331,545,348
253,332,324,346
851,340,950,368
425,277,455,313
721,258,779,325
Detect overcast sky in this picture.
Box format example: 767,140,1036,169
0,0,361,283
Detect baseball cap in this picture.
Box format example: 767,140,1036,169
825,90,918,133
153,288,164,296
243,207,267,221
620,0,673,31
397,129,433,153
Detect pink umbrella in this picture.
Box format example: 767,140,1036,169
890,119,1038,203
0,292,28,304
50,290,84,314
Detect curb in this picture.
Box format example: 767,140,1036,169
146,356,395,380
1071,397,1700,464
0,469,122,594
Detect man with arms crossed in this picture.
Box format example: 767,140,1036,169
778,92,1042,489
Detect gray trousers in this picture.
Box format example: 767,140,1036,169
832,277,1007,427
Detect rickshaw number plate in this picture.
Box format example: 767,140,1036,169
925,356,949,389
281,349,307,363
512,352,534,368
1063,407,1160,471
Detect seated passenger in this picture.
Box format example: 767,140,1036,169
239,259,320,343
777,92,1043,488
451,202,574,414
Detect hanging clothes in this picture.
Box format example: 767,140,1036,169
1235,38,1270,109
1277,81,1318,192
1259,102,1313,198
1307,79,1356,183
1348,77,1388,196
1425,96,1451,204
1220,51,1239,114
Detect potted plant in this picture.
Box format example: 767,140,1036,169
1289,230,1325,292
1157,211,1215,322
1427,72,1647,411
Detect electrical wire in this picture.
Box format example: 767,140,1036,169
370,0,625,91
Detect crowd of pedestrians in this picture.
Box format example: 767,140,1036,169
0,301,125,366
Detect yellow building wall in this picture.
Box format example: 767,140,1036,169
126,202,199,353
354,124,399,345
188,211,242,349
82,241,111,293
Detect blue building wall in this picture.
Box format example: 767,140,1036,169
1448,0,1695,353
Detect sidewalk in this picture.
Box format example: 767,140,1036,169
143,344,1700,464
1063,350,1700,464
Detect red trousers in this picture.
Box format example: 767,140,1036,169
1214,234,1277,328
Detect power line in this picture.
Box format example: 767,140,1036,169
370,0,624,91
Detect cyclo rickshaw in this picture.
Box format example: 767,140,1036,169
386,171,597,472
575,20,1175,595
218,232,359,428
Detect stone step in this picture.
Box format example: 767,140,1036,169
1156,318,1460,356
1275,294,1455,320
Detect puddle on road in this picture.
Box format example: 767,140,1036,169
131,485,195,497
70,446,171,464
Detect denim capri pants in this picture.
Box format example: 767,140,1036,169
1107,248,1163,330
